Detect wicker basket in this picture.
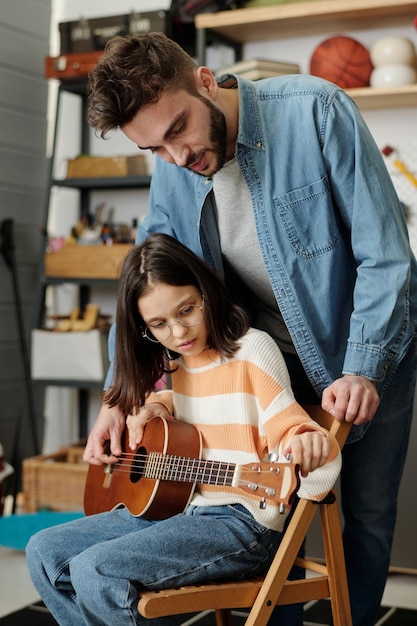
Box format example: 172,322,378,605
23,445,88,513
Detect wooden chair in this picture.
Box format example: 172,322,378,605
137,406,352,626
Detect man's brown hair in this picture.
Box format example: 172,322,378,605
88,32,198,138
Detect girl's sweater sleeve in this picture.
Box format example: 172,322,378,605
245,330,342,501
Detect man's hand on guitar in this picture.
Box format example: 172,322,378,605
126,402,171,450
83,403,126,465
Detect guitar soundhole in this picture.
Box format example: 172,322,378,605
130,446,146,484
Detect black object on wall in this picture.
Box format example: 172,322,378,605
0,219,41,506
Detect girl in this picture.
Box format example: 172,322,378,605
26,233,340,626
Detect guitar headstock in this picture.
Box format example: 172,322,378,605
237,462,300,511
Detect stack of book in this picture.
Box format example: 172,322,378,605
216,58,300,80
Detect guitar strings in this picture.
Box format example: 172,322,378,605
104,452,238,483
96,451,292,499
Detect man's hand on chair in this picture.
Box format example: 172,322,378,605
322,375,380,425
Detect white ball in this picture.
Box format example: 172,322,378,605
370,64,417,88
370,37,416,67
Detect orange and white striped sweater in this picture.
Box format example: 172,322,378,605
147,328,341,532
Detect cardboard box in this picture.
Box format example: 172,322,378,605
23,445,88,512
45,244,133,280
66,155,148,178
31,329,109,382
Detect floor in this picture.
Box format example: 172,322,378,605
1,546,417,622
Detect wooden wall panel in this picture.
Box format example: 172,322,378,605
0,0,51,473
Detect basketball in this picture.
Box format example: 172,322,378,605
310,36,373,89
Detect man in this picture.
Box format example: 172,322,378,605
86,32,417,626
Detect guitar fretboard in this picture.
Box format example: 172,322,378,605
144,453,237,486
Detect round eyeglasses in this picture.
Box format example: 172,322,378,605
143,301,205,343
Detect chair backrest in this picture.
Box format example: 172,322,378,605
302,404,351,448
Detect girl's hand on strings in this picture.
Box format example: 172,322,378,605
83,402,125,465
126,402,170,450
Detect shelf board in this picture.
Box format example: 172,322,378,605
52,175,151,190
42,276,119,286
346,84,417,110
33,379,103,388
195,0,417,41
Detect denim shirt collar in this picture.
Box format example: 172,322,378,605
217,73,266,154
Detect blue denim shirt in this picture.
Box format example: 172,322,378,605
107,73,417,396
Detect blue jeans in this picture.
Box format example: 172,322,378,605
284,339,417,626
26,503,291,626
340,336,417,626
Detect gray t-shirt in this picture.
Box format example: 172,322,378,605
212,157,296,354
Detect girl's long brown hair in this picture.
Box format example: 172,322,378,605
104,233,249,416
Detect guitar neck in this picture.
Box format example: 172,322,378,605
145,452,238,487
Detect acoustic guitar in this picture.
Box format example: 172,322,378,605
84,415,300,520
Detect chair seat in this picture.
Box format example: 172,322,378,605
139,572,331,618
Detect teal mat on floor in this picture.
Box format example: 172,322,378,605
0,511,84,550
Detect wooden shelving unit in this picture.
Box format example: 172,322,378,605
195,0,417,110
195,0,417,42
34,77,150,433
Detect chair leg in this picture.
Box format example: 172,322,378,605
320,495,352,626
245,500,317,626
215,609,234,626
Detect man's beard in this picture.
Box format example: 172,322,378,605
187,96,227,176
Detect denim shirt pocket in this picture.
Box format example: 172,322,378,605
274,176,340,259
